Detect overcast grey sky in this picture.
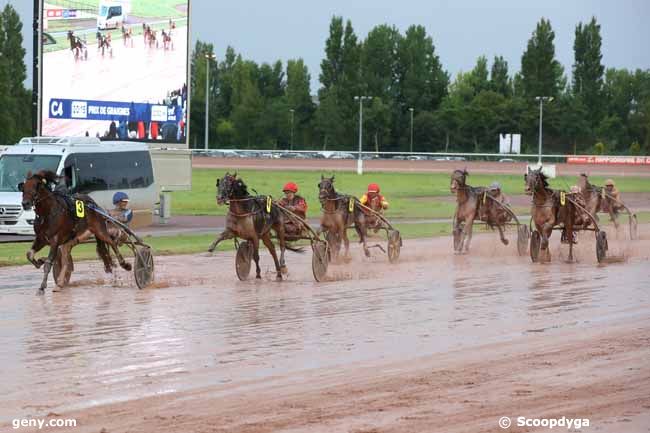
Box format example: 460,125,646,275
4,0,650,92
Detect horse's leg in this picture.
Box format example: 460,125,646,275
341,226,351,259
208,229,234,253
27,237,47,269
497,224,509,245
463,218,475,254
357,221,371,258
92,227,131,272
251,237,262,279
39,245,58,293
541,223,553,262
261,234,283,281
273,222,288,273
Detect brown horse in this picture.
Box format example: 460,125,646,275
525,168,579,262
577,174,619,228
450,169,509,254
317,175,370,260
207,173,290,280
20,170,131,292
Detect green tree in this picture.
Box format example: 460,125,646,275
189,41,217,147
469,56,489,95
490,56,511,97
520,18,565,98
286,59,315,148
0,4,29,143
573,17,605,126
317,17,361,148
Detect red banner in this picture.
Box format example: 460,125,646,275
567,156,650,165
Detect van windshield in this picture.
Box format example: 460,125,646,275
0,155,61,192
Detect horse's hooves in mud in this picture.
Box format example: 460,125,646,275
121,263,132,272
256,274,262,280
275,274,283,281
52,285,64,292
502,239,510,246
35,259,45,269
36,288,45,296
207,248,214,254
364,249,371,258
280,266,288,275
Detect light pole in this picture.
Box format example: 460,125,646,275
289,109,295,150
409,107,414,154
204,53,216,151
535,96,553,165
354,96,372,175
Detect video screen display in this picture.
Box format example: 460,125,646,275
40,0,189,145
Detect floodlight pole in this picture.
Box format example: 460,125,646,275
355,96,371,175
535,96,553,165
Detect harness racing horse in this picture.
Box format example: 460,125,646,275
525,168,580,262
20,171,131,292
122,25,133,47
67,30,86,61
450,169,509,254
577,174,618,228
161,29,173,50
317,175,370,260
207,173,291,281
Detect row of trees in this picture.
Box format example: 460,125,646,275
0,4,31,145
190,16,650,155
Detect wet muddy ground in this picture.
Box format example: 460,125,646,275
1,225,649,432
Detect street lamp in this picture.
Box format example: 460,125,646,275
535,96,553,165
289,109,295,150
204,53,216,151
354,96,372,175
409,107,414,154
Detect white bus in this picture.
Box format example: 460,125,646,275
97,0,131,30
0,137,157,235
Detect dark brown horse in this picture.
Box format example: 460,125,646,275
207,173,290,280
20,171,131,292
450,169,509,254
317,175,370,260
525,168,579,262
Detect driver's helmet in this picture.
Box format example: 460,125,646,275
490,181,502,191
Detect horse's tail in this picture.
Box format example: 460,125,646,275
96,239,114,273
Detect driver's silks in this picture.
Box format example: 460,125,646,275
266,196,272,213
560,191,566,206
75,200,85,218
349,197,355,212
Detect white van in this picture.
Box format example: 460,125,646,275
0,137,157,235
97,0,130,30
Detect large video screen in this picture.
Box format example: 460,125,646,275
40,0,189,145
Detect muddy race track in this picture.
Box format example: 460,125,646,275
1,227,650,432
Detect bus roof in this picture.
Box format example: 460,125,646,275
5,137,150,156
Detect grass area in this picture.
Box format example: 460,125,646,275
171,168,650,219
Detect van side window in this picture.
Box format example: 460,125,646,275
74,151,154,193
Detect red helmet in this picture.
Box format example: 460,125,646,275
283,182,298,193
367,183,380,193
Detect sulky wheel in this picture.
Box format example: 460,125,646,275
596,231,608,263
52,252,73,287
517,225,530,256
235,241,253,281
530,230,541,263
311,241,329,282
134,246,155,289
387,230,402,264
